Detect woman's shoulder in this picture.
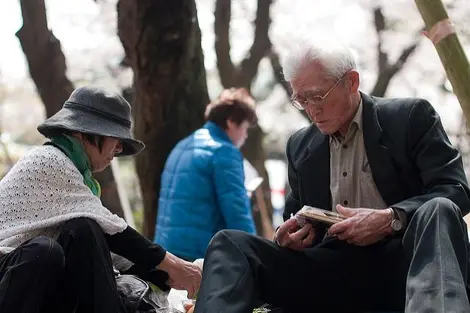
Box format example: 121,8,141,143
22,145,74,167
211,142,242,166
4,145,80,182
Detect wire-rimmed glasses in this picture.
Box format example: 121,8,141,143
291,71,349,110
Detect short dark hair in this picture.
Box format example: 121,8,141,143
204,88,257,129
83,133,106,151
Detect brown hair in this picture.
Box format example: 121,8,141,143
204,88,257,129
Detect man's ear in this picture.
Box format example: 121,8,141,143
347,70,360,93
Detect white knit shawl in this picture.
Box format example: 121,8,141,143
0,145,128,254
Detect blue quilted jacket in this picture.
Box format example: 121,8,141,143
154,122,256,260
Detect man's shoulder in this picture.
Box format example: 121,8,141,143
371,95,432,118
368,96,439,136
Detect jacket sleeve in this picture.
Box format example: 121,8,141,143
212,145,256,234
391,99,470,217
106,226,169,289
284,135,302,221
106,226,167,270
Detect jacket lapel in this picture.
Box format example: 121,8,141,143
362,93,405,206
299,130,331,210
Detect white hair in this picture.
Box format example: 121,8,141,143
282,39,357,82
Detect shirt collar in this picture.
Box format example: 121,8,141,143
330,99,363,144
352,98,363,132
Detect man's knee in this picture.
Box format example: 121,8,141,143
415,197,461,221
208,230,253,252
417,197,461,215
21,236,65,270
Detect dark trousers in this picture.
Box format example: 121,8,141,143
194,197,470,313
0,218,126,313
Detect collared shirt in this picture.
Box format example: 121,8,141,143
329,100,387,211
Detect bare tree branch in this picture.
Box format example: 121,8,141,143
269,49,292,96
371,38,420,97
373,7,388,74
214,0,236,87
215,0,273,89
389,41,420,74
370,7,421,97
373,7,386,31
239,0,273,88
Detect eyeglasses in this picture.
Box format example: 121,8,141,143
291,71,349,111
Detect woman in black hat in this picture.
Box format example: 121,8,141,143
0,86,201,313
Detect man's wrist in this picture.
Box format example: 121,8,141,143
383,208,395,235
389,207,407,234
394,208,407,227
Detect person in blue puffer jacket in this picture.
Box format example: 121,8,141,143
154,88,257,261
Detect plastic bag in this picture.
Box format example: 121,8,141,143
158,258,204,313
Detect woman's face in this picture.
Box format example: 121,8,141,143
226,120,250,148
82,136,123,172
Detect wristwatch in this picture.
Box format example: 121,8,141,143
390,208,404,232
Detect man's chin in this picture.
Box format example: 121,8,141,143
315,124,336,135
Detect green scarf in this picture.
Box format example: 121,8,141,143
49,135,101,197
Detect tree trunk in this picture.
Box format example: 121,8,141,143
240,124,274,236
117,0,209,239
16,0,125,219
16,0,73,118
240,105,274,238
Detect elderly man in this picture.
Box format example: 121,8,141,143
193,41,470,313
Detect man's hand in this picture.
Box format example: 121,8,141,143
328,205,393,246
157,252,202,298
274,218,315,250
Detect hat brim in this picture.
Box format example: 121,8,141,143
37,107,145,156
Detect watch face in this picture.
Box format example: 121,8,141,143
391,219,403,231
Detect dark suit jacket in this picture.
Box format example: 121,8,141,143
284,92,470,241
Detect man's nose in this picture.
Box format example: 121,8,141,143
308,106,323,120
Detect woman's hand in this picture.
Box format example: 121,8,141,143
157,252,202,298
